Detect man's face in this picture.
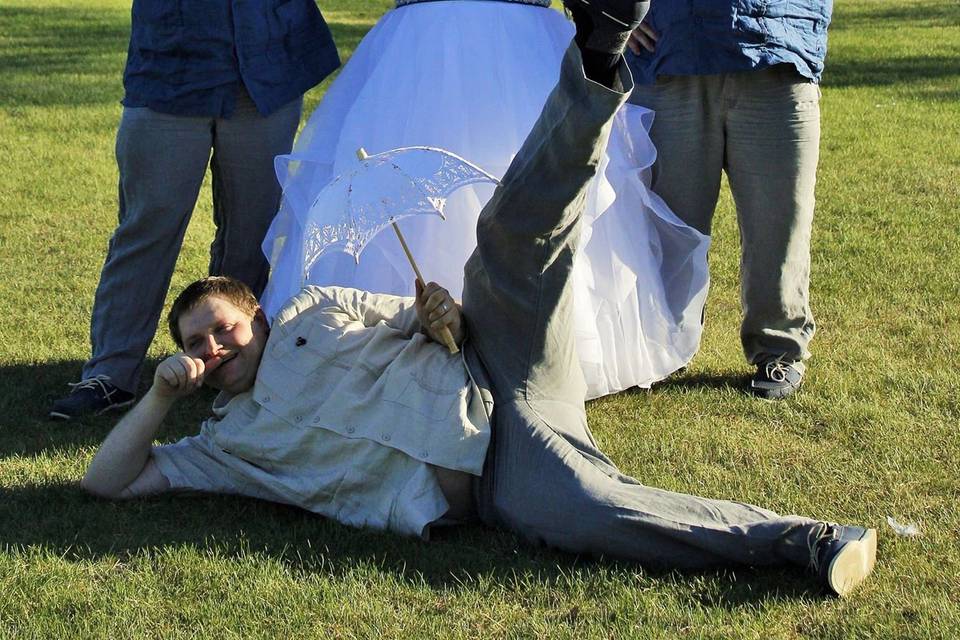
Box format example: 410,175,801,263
177,296,268,394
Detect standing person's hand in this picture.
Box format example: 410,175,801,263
628,21,658,54
415,280,465,347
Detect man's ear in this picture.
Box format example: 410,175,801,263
253,307,268,329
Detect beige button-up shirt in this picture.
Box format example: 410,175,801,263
152,287,491,538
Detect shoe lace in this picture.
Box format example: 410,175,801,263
763,356,796,383
68,374,115,398
806,522,837,573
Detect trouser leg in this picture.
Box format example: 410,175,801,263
210,90,302,297
462,44,630,457
725,66,820,364
482,398,818,569
468,50,823,570
628,75,725,236
83,108,211,391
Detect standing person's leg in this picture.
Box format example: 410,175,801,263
209,90,302,297
628,74,725,237
51,108,213,419
724,66,820,399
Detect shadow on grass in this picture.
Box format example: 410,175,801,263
830,3,960,31
0,482,821,605
648,369,749,394
0,5,370,108
823,2,960,92
0,359,217,456
825,54,960,92
0,5,128,108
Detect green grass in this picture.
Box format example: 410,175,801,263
1,0,958,637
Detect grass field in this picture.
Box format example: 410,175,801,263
1,1,958,637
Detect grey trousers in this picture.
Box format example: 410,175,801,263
629,66,820,364
464,46,819,570
83,90,302,392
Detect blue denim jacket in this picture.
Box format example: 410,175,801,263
627,0,832,84
123,0,341,117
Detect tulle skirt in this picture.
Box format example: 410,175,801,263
261,1,710,399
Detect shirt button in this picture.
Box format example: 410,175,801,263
420,450,429,458
262,395,271,403
313,416,322,423
346,426,356,434
381,434,391,442
295,416,302,423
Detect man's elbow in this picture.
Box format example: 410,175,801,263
80,473,126,500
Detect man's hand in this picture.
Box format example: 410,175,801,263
627,21,658,55
153,353,220,399
415,280,465,347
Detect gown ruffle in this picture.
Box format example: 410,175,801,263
261,1,710,399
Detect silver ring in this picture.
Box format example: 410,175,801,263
441,302,449,313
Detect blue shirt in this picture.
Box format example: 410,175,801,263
627,0,833,85
123,0,341,118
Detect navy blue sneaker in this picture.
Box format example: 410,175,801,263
49,375,135,420
809,524,878,597
750,356,804,400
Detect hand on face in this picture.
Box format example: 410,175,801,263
176,296,268,395
415,280,465,346
154,353,221,399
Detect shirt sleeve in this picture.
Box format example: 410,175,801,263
150,433,284,504
276,286,422,336
341,287,422,336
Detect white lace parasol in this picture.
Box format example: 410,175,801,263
302,146,499,273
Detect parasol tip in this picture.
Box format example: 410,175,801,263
356,147,369,161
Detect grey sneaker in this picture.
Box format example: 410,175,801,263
750,356,804,400
49,375,135,420
809,523,878,597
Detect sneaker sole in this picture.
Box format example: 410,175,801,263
749,380,802,401
827,528,878,597
48,398,135,421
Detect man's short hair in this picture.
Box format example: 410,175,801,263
167,276,259,349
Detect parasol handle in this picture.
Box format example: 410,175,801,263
356,147,460,355
391,222,460,355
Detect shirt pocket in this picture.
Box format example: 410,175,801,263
132,0,181,28
131,0,183,56
270,318,344,376
383,346,470,423
272,0,313,25
267,0,321,63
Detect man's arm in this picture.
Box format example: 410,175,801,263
81,354,214,499
287,285,465,346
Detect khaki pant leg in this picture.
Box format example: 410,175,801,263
629,75,726,235
724,66,820,363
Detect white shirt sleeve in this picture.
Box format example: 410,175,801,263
276,286,422,337
150,433,286,504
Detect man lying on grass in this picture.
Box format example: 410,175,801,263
82,0,877,598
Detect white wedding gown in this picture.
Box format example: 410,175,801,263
260,0,710,399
